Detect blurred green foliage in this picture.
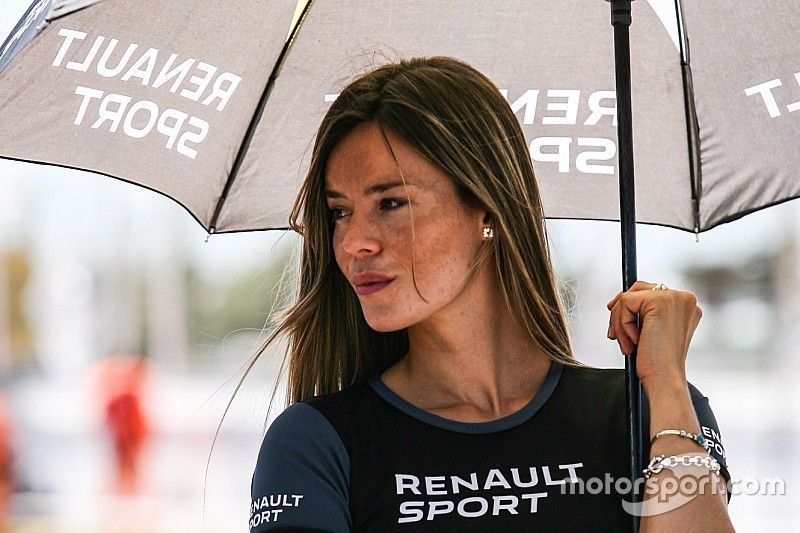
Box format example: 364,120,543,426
185,240,296,361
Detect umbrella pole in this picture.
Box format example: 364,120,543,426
608,1,643,531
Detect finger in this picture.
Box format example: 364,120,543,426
613,295,641,335
608,283,666,348
621,318,640,345
621,339,634,356
615,326,634,355
631,280,655,292
607,311,622,348
607,320,618,340
613,293,650,354
616,331,634,356
606,279,661,309
609,301,632,354
626,280,658,292
607,298,622,338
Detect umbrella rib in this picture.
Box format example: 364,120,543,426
681,65,701,234
674,0,702,235
207,0,317,234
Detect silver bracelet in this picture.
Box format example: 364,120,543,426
643,453,721,479
650,429,711,451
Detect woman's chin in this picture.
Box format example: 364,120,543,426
363,314,411,333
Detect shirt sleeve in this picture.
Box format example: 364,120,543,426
687,381,732,502
250,402,351,533
642,381,732,503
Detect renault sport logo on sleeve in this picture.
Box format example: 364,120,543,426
249,493,305,527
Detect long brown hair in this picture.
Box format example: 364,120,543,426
260,56,583,404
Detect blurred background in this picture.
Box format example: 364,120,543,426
0,2,797,531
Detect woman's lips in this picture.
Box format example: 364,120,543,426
350,272,395,295
355,280,393,295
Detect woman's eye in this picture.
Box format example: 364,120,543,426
380,198,407,211
328,207,348,221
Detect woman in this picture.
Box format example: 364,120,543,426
249,57,733,532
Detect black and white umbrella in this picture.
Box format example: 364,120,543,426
3,0,796,233
1,1,797,528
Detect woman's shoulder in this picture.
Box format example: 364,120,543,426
560,362,623,378
261,379,383,457
303,380,374,416
561,362,715,404
250,391,361,532
255,401,348,474
558,362,628,396
563,361,713,399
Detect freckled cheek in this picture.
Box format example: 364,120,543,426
363,218,408,259
413,228,471,293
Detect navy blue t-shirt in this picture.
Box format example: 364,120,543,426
250,362,730,532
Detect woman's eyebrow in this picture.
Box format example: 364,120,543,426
324,189,343,199
325,180,417,199
364,180,411,195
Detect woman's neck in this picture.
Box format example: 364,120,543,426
380,267,552,422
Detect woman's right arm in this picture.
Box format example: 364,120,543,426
249,402,351,533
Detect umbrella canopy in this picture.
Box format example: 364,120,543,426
0,0,797,234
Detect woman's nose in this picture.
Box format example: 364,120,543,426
339,212,381,257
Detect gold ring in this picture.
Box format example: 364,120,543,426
651,282,669,291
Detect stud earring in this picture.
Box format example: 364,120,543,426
482,226,494,239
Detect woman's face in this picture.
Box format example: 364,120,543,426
325,121,488,332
